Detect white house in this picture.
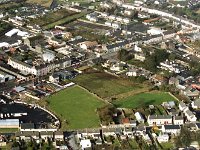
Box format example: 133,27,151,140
191,99,200,109
80,139,91,150
178,101,187,111
157,134,169,143
184,109,197,122
0,71,15,83
162,125,181,135
147,115,172,126
112,22,121,29
173,116,184,125
135,112,145,123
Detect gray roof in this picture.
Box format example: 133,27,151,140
174,116,183,120
194,99,200,107
15,131,39,137
149,115,171,120
163,125,180,130
21,123,35,129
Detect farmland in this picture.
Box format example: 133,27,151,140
47,85,105,129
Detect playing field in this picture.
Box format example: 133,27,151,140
72,72,148,99
114,91,177,108
47,86,105,129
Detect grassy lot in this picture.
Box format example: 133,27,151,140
114,91,177,108
0,128,19,133
159,142,174,149
72,71,148,99
29,9,77,27
47,85,105,129
26,0,53,7
43,12,86,30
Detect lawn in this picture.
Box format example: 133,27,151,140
0,128,19,133
72,71,148,99
114,91,177,108
47,85,105,129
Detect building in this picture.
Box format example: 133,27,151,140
20,123,35,131
0,119,19,128
147,115,172,126
191,99,200,109
80,139,91,150
173,116,184,125
40,131,54,141
157,134,169,143
16,131,40,141
162,125,181,135
179,101,187,111
54,131,64,141
134,53,146,62
7,57,71,77
0,70,15,83
184,109,197,122
79,41,98,50
135,112,145,123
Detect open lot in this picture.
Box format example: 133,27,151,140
29,8,77,27
47,85,105,129
0,128,19,133
114,91,177,108
72,71,148,99
26,0,53,7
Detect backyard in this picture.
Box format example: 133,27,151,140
114,91,177,109
46,85,105,129
72,71,149,99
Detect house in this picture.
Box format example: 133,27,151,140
157,134,169,143
80,139,91,150
173,116,184,125
162,125,181,135
135,112,145,123
40,131,54,141
123,127,133,138
112,22,121,29
15,131,40,141
150,74,168,86
191,99,200,109
0,71,15,83
79,41,98,50
195,123,200,130
184,109,197,122
122,118,130,127
179,101,187,111
126,68,138,77
130,120,137,127
134,53,145,62
183,87,200,99
147,115,172,126
54,131,64,141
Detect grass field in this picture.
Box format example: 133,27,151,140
47,85,105,129
26,0,53,7
29,9,77,27
0,128,19,133
114,91,177,108
72,71,148,99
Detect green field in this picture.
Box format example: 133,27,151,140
29,9,77,27
0,128,19,133
47,86,105,129
72,71,148,99
114,92,177,108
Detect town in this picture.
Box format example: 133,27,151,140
0,0,200,149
